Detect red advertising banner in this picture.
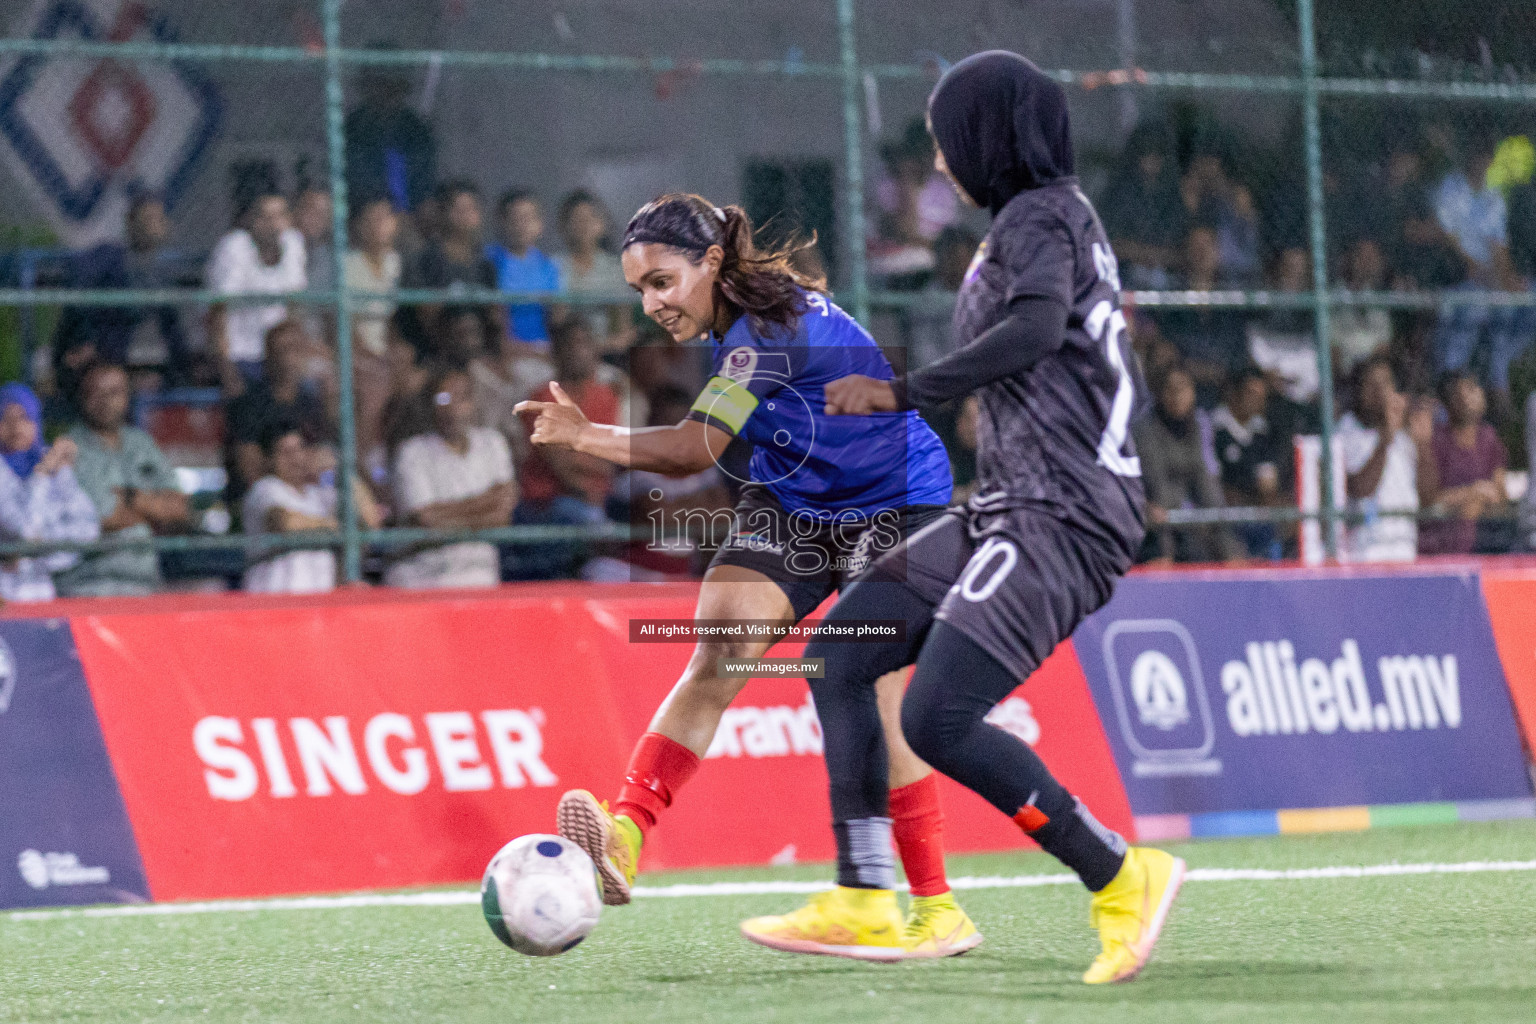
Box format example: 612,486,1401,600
71,590,634,901
69,584,1132,901
1478,570,1536,755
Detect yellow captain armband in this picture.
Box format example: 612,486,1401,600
690,375,759,434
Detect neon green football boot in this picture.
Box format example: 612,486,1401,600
741,887,906,961
556,789,642,906
1082,847,1186,984
901,891,983,958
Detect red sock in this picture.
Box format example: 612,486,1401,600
612,732,700,837
889,773,949,897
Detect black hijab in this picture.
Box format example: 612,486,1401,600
927,51,1075,215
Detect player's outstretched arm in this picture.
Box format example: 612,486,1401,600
822,297,1068,417
516,382,732,476
890,295,1068,410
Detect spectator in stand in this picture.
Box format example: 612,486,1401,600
510,318,619,579
206,190,307,390
1434,131,1536,412
1382,144,1466,290
241,418,382,594
225,319,333,514
555,190,635,355
386,364,516,589
1419,370,1508,555
1134,364,1244,564
1101,124,1187,289
0,384,99,601
375,336,434,487
1211,366,1281,559
1337,355,1436,563
347,197,403,360
436,304,548,467
55,362,190,597
487,190,561,348
46,332,101,429
397,180,502,356
1333,238,1394,375
54,193,190,383
1156,226,1247,398
869,118,961,283
1182,150,1262,287
1217,184,1263,288
1247,247,1320,406
344,55,436,214
346,197,403,463
294,185,335,343
1136,363,1241,564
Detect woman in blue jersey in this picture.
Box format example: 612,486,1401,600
516,193,979,958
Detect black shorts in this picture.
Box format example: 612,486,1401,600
867,504,1133,676
707,483,949,621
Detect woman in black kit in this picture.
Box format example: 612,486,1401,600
741,51,1186,984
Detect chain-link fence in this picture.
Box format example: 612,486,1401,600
0,0,1533,594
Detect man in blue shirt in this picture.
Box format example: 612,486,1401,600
486,190,561,347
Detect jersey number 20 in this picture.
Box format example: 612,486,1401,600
1084,299,1140,478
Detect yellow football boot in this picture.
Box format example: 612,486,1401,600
901,891,984,958
1082,846,1186,984
741,886,906,961
555,789,642,906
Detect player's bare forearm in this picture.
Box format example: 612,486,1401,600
572,420,728,477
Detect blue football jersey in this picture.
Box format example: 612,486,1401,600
684,291,952,517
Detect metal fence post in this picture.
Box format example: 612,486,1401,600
1298,0,1338,559
835,0,870,325
321,0,361,582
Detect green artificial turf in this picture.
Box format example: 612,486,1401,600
3,820,1534,1023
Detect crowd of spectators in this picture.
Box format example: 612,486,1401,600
870,111,1536,568
13,104,1536,602
21,158,730,600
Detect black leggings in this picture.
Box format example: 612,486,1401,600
808,573,1126,890
806,576,934,825
807,578,1068,825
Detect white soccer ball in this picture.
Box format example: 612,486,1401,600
481,834,603,956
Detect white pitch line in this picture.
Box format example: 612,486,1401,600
6,859,1535,922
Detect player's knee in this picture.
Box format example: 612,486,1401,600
901,675,991,771
899,684,947,766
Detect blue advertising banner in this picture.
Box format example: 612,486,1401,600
0,619,147,909
1073,572,1534,815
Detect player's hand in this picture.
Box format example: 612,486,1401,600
824,375,897,416
515,382,590,448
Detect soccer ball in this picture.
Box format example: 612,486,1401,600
481,834,603,956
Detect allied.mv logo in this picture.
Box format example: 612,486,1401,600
1130,650,1189,731
1101,619,1220,777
